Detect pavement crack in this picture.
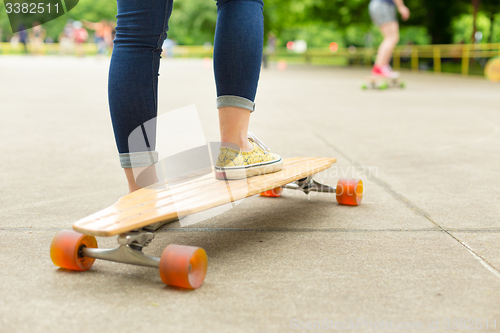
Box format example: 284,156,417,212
158,227,500,233
314,133,432,219
314,132,500,280
3,227,500,233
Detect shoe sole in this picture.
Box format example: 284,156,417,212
215,158,284,180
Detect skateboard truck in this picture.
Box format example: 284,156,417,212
261,176,363,207
283,176,336,194
80,218,179,268
51,228,208,289
82,229,160,268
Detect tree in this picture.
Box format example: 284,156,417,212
305,0,471,44
481,0,500,42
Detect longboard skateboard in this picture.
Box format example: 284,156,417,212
362,75,405,90
50,157,363,289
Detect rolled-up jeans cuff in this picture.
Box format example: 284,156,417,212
217,95,255,112
119,151,159,168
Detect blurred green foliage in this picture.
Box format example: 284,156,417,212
453,12,500,44
0,0,117,41
169,0,216,45
0,0,499,47
453,12,492,43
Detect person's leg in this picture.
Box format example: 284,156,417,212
214,0,263,153
213,0,282,180
219,107,253,152
375,21,400,66
109,0,173,192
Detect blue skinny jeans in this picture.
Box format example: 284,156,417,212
108,0,264,168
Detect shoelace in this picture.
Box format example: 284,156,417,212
247,132,270,153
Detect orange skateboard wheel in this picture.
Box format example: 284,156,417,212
260,187,283,197
336,178,363,206
159,244,207,289
50,230,97,271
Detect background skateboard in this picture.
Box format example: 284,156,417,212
362,76,405,90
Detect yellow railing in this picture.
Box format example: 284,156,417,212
2,42,499,76
172,45,213,57
0,42,214,57
0,42,99,55
276,43,500,76
392,43,500,75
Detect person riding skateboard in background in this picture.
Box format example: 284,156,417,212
369,0,410,78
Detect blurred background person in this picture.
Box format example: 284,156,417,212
58,21,75,55
9,33,20,48
161,38,176,58
17,23,28,54
105,21,116,52
82,19,113,56
72,21,89,57
262,32,276,69
29,23,46,55
369,0,409,78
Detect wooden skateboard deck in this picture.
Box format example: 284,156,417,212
73,157,336,237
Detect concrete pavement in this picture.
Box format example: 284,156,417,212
0,56,499,332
